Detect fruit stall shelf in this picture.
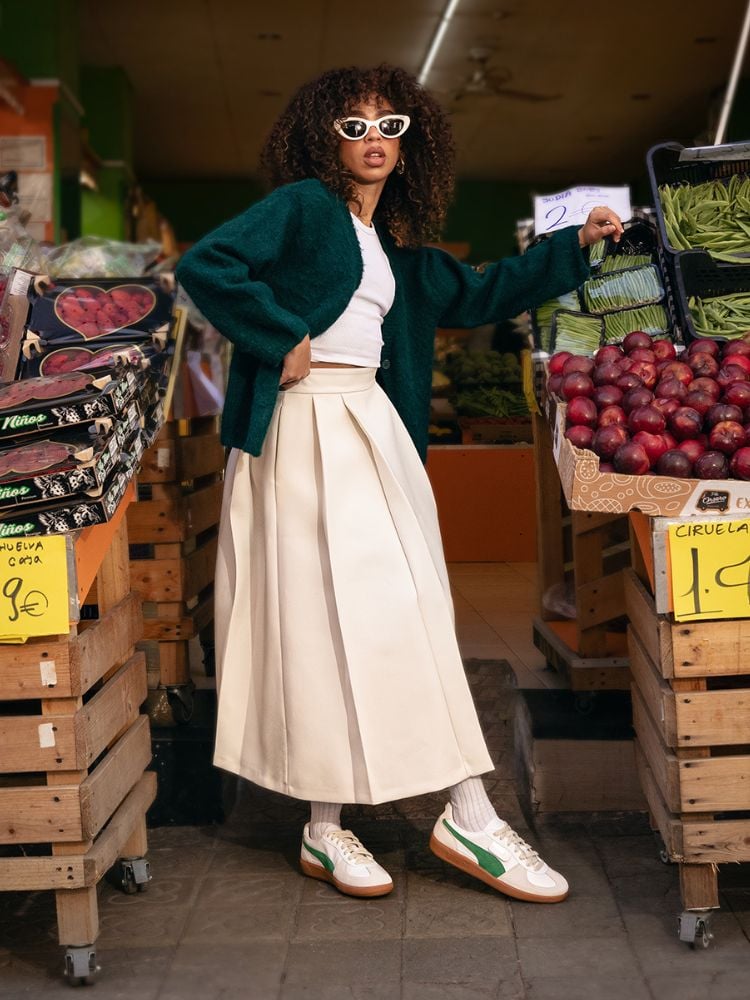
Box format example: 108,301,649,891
624,514,750,949
532,411,631,695
0,496,156,984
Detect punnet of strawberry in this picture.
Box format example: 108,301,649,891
547,331,750,481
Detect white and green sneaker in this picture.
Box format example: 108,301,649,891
429,804,569,903
300,824,394,898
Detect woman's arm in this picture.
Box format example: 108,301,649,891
175,186,309,368
428,208,624,330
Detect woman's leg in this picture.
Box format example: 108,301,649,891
432,776,569,903
309,802,343,838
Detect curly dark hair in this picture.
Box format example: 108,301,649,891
261,65,455,248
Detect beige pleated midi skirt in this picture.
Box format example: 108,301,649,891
213,367,493,804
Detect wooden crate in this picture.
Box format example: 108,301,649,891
532,412,631,690
0,516,155,971
128,418,223,702
625,566,750,914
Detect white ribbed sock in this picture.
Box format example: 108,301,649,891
309,802,343,839
449,777,499,831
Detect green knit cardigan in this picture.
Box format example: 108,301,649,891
175,178,589,460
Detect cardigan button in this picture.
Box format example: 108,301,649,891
381,359,391,370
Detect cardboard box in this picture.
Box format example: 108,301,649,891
552,402,750,517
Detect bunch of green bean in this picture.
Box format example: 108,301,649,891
552,311,602,354
689,292,750,338
534,292,579,351
659,176,750,262
588,239,606,267
583,265,663,314
603,304,670,344
600,253,651,273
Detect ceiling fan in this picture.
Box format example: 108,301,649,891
445,48,562,104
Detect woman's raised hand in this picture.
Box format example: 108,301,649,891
578,207,625,248
280,334,311,388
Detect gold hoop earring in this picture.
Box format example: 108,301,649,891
396,154,405,175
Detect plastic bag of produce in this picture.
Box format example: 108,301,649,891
41,236,162,279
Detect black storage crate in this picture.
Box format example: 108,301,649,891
674,249,750,342
593,220,658,270
647,141,750,265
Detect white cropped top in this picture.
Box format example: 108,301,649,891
310,213,395,366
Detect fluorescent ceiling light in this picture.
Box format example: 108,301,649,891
418,0,462,86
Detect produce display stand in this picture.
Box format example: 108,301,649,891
127,415,224,723
531,411,631,696
0,486,156,984
624,512,750,948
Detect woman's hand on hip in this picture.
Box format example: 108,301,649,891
280,334,311,388
578,206,624,248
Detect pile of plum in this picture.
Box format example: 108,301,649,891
549,331,750,480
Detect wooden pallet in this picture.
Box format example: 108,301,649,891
136,416,224,484
0,516,154,968
625,567,750,913
532,412,631,690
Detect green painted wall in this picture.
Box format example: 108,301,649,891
81,168,128,240
81,66,133,167
0,0,80,97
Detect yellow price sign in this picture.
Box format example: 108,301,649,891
0,535,70,639
669,520,750,622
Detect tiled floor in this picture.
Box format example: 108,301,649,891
1,563,749,999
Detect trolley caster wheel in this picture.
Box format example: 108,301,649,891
106,856,151,895
677,911,713,949
64,946,99,986
166,681,195,724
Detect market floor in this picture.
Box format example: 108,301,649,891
1,563,749,999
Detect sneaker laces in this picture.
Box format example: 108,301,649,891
325,829,374,865
492,822,545,872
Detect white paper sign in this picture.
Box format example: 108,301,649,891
0,136,46,170
534,185,632,236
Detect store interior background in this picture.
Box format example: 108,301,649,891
3,0,750,259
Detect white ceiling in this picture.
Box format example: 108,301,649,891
79,0,747,183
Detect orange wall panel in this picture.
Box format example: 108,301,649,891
426,445,537,562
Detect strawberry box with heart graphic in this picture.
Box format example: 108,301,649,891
19,339,172,380
25,277,175,354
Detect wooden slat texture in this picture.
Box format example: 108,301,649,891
678,753,750,813
130,556,181,602
79,715,151,840
631,686,680,813
83,772,156,885
0,852,85,892
623,568,673,676
680,817,750,864
128,480,222,543
0,713,78,774
532,413,565,619
184,535,218,601
79,653,147,766
679,863,719,910
0,782,84,844
96,517,131,614
671,618,750,679
576,571,625,630
674,687,750,748
76,592,143,695
0,636,75,701
628,626,677,746
179,433,224,480
634,740,684,860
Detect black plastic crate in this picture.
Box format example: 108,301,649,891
647,141,750,264
593,220,658,271
674,249,750,342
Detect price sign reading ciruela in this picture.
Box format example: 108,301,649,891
668,519,750,622
0,535,70,639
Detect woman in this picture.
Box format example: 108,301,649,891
176,64,622,903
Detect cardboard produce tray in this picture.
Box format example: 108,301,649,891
550,399,750,517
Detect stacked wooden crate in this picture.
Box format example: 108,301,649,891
625,563,750,948
531,412,631,693
0,514,155,983
127,416,224,721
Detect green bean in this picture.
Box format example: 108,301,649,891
659,176,750,261
688,292,750,338
552,311,602,355
599,253,651,273
583,265,664,314
533,292,579,351
602,305,670,344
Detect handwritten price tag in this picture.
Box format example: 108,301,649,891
668,520,750,622
0,535,70,639
533,185,632,236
